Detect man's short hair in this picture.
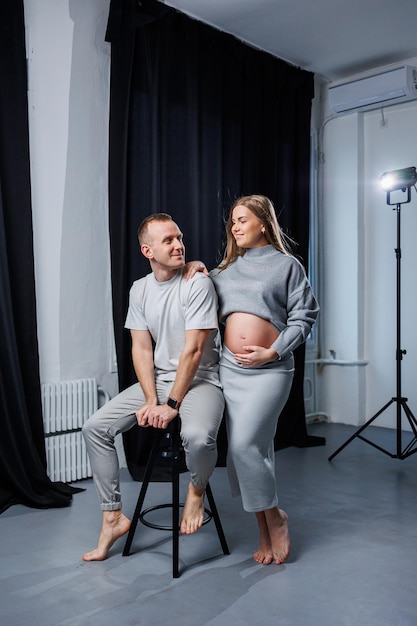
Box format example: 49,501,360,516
138,213,173,245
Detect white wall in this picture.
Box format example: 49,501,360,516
25,0,118,397
318,58,417,430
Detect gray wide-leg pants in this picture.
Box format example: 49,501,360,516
82,379,224,511
220,347,294,513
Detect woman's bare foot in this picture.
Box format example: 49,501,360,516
253,511,273,564
82,510,131,561
264,507,290,564
180,483,205,534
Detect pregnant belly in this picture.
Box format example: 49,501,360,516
224,312,279,353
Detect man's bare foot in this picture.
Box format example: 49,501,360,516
82,510,131,561
264,507,290,564
253,548,273,565
254,511,273,564
180,483,205,534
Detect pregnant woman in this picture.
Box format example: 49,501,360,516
189,194,319,565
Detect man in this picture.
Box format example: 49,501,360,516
82,213,224,561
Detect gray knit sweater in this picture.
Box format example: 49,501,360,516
210,245,319,360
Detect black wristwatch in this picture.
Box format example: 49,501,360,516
167,397,181,411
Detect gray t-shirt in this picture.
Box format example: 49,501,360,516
125,270,221,386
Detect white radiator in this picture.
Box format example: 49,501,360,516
42,378,97,482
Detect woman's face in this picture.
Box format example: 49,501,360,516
230,205,266,249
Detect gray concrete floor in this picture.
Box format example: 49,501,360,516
1,422,417,626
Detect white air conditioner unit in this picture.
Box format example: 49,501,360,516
328,65,417,114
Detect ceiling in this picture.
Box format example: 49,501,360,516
162,0,417,81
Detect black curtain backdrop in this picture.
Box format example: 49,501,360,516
0,0,82,513
106,0,324,479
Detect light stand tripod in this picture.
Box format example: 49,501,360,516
329,184,417,461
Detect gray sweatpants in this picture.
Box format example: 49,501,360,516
220,347,294,513
82,379,224,511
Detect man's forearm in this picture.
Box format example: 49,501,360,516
168,346,203,404
132,346,157,403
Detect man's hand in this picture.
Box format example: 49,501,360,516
135,403,157,427
137,403,178,429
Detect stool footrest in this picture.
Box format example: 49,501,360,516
139,503,213,531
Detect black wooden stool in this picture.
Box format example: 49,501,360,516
123,416,229,577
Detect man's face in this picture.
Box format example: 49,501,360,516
141,220,185,274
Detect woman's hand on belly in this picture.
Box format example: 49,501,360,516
224,312,279,365
233,345,279,368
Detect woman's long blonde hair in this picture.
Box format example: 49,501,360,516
218,195,294,270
